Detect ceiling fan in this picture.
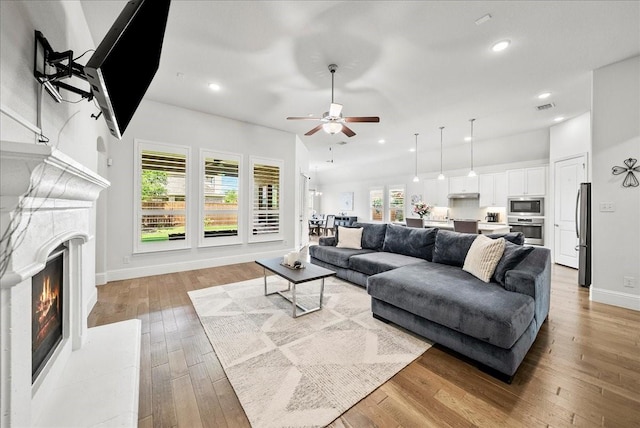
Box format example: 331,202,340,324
287,64,380,137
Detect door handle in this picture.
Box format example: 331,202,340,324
575,189,580,239
554,224,559,227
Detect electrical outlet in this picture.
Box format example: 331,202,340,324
123,256,131,264
599,202,615,212
623,276,635,288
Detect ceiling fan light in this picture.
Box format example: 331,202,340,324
322,122,343,134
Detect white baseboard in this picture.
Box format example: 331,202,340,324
95,272,108,286
590,287,640,311
104,249,291,282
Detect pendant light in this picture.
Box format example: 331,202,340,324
437,126,445,180
468,118,476,177
412,133,419,182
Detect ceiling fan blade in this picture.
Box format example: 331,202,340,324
341,125,356,137
287,116,321,121
329,103,343,118
305,124,324,136
343,116,380,123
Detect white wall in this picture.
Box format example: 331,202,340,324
0,1,109,312
103,99,299,281
591,55,640,311
548,112,592,263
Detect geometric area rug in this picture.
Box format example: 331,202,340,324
188,275,431,428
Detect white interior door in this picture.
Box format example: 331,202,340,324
554,155,586,268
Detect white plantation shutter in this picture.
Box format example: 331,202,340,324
201,151,241,245
135,140,190,253
250,157,283,242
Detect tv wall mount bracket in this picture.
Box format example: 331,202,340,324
33,30,93,103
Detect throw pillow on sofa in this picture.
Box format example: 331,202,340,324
336,226,363,249
493,241,534,286
463,235,506,282
353,222,388,250
432,230,477,267
486,232,525,245
382,224,438,261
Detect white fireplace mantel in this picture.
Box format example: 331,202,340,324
0,140,110,288
1,141,141,428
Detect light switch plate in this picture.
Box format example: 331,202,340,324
599,202,615,212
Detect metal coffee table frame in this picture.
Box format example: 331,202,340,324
255,257,336,318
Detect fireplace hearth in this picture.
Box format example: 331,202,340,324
32,245,65,383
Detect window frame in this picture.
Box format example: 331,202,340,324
133,139,191,254
388,185,406,223
198,149,243,248
248,156,284,243
369,187,384,222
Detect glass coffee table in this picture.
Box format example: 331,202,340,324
255,257,336,318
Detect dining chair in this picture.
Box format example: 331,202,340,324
321,215,336,236
405,218,424,228
453,220,479,234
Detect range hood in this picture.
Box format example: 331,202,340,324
448,193,480,199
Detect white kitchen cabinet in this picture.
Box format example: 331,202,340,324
479,173,507,207
448,175,478,194
507,167,546,196
424,177,449,207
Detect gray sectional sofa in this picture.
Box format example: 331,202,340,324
309,222,551,380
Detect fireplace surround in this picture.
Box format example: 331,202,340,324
1,141,141,427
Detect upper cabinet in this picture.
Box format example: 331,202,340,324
479,173,507,207
507,166,546,196
424,177,449,207
448,175,479,194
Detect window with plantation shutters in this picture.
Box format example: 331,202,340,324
389,186,405,223
369,188,384,222
200,151,242,246
249,157,283,242
135,140,190,253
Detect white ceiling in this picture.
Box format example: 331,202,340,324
81,1,640,173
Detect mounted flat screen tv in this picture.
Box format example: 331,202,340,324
84,0,171,139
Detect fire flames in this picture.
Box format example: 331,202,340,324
33,275,61,349
36,276,59,325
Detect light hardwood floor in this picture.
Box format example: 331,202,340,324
88,263,640,427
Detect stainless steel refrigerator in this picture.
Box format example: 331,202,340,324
577,182,591,287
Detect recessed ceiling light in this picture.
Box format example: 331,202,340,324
554,116,565,122
464,136,472,142
208,83,221,91
378,139,385,144
492,40,510,52
538,92,551,99
475,14,492,26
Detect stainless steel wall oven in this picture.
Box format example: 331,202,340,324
508,216,544,246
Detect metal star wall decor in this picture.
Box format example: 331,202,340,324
612,158,640,187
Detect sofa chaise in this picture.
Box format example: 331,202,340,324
309,222,551,380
